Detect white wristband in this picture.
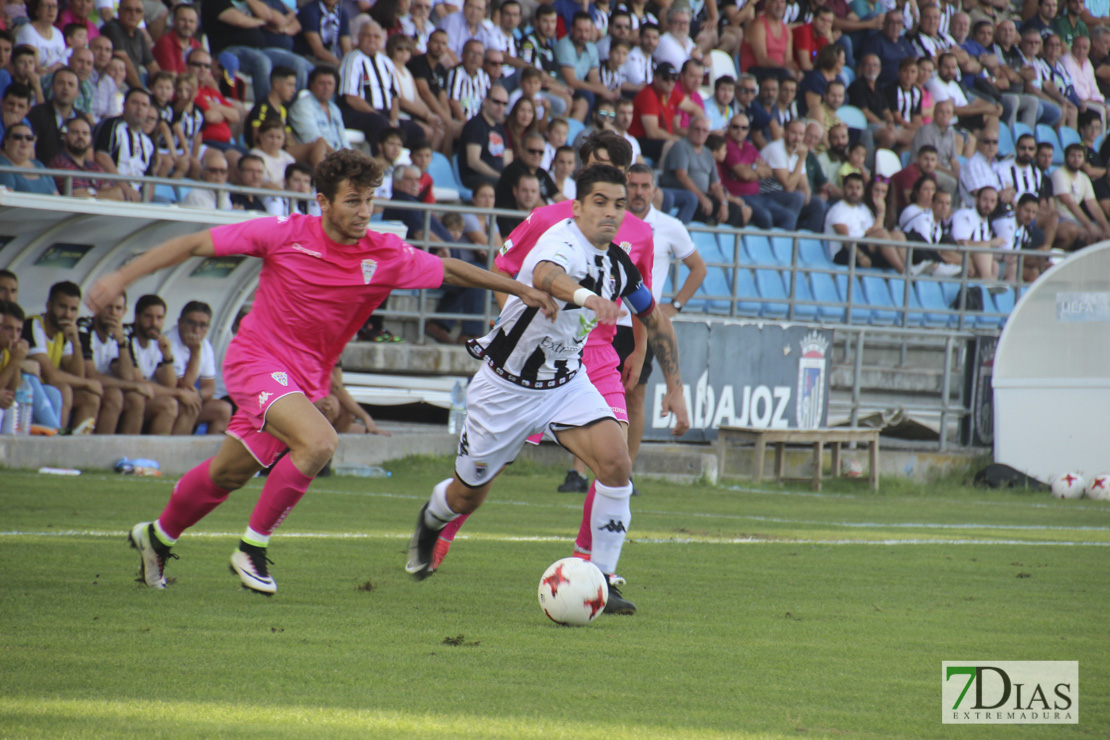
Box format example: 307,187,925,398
572,288,596,307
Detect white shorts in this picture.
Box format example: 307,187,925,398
454,365,616,487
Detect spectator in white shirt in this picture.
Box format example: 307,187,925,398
825,173,906,269
654,7,700,71
951,185,1007,279
182,149,233,209
1052,143,1110,245
166,301,232,436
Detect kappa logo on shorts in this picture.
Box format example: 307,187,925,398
361,259,378,284
271,372,288,386
258,391,272,407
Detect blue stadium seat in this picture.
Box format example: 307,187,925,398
900,149,911,168
1013,122,1034,142
731,268,762,316
449,153,474,201
858,275,899,325
715,228,743,264
941,282,995,327
565,118,585,142
1058,126,1081,151
991,286,1016,324
428,152,463,200
769,229,795,265
661,272,674,302
913,279,955,328
754,269,789,318
152,184,178,203
836,104,867,129
674,264,704,312
743,233,778,265
1036,124,1063,165
781,271,819,321
835,274,876,324
998,125,1015,158
808,272,846,322
839,67,855,86
692,229,727,264
798,237,834,267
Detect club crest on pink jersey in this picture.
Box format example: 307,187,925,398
271,372,288,386
361,259,378,284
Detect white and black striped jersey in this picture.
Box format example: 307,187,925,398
616,3,659,32
446,66,491,120
884,83,922,123
174,105,204,143
486,26,521,80
938,1,958,37
909,31,956,59
993,160,1047,200
898,204,941,243
773,100,797,128
951,207,993,243
93,116,154,179
467,218,655,389
338,49,398,111
76,317,121,375
520,32,559,78
599,64,624,93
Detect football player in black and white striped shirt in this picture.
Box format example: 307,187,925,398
406,165,690,605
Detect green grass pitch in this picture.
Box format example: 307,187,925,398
1,456,1108,739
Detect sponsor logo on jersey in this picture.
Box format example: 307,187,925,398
271,372,288,386
576,313,598,339
361,258,378,284
258,391,272,407
291,242,322,258
499,238,513,256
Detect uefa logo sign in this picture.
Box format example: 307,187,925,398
942,661,1078,724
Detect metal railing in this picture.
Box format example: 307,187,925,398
2,165,1038,448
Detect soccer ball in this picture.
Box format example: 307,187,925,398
1085,474,1110,501
842,459,863,478
1051,472,1086,499
537,557,607,626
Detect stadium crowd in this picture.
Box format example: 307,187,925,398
2,0,1110,433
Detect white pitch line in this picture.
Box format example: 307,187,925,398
1,530,1108,547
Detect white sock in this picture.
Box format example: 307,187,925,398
242,527,270,548
589,480,633,574
424,478,459,531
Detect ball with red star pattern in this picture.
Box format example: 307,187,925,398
537,557,608,626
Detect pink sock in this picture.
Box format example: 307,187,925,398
248,454,314,537
158,459,230,541
437,513,470,542
574,481,596,555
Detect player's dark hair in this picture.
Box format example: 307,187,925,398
578,130,633,170
48,281,81,302
180,300,212,318
0,268,16,282
627,162,654,182
575,164,626,201
135,294,167,317
315,148,383,201
0,299,25,322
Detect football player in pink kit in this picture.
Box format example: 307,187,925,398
426,132,691,615
85,150,558,595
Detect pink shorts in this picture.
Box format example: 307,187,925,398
222,345,318,467
525,344,628,445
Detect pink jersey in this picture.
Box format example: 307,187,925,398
212,214,444,398
494,201,654,346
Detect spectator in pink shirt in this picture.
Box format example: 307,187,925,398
1061,34,1110,124
667,58,706,136
55,0,99,39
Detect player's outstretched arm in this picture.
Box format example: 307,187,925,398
441,257,560,320
637,305,690,436
531,261,626,325
86,230,217,314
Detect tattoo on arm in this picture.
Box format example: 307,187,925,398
648,327,680,385
535,262,566,295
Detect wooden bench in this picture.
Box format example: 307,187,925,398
716,426,880,491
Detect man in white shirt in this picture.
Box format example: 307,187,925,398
623,162,706,467
614,98,645,164
653,7,699,71
127,294,195,435
182,150,233,210
824,172,900,267
760,119,827,232
622,21,659,95
1052,143,1110,244
440,0,496,60
951,185,1007,279
485,0,523,91
166,301,233,436
925,52,1001,133
77,291,158,435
